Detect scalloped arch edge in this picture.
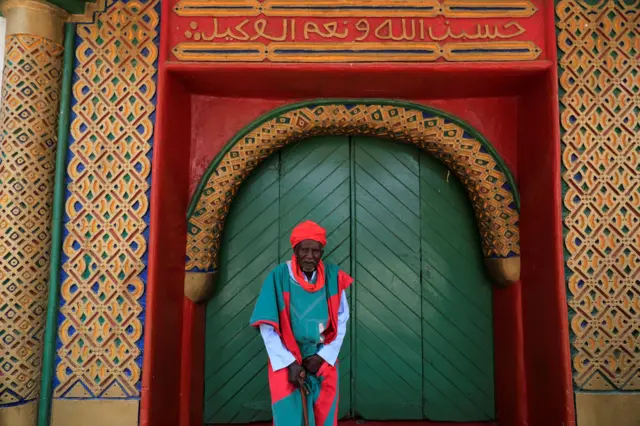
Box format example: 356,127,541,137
185,99,521,288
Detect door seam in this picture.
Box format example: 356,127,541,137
348,135,357,418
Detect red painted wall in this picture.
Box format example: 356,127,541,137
147,65,551,426
517,20,575,426
142,70,192,426
147,67,572,426
189,95,519,196
190,97,289,195
179,93,527,426
142,1,572,425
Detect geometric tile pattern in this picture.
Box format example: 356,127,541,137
186,103,520,272
54,0,159,398
558,0,640,390
0,34,64,404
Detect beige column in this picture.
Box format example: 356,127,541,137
0,0,66,424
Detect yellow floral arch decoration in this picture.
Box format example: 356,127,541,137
184,100,521,301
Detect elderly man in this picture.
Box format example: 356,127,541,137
250,220,352,426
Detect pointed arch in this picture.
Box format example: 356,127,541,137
184,99,520,296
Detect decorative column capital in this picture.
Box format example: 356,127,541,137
0,0,68,45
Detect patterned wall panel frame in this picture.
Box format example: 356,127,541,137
185,100,521,298
557,0,640,392
53,0,159,400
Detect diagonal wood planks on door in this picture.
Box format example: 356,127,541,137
203,136,495,424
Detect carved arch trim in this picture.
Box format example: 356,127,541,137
185,99,520,296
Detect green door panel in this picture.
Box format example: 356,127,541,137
352,137,423,419
203,135,495,424
204,137,352,424
420,154,495,421
276,137,353,419
203,153,280,424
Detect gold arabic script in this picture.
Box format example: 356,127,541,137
183,18,527,42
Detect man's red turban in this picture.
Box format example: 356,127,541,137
290,220,327,248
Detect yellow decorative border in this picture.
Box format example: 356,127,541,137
186,102,520,286
558,0,640,390
54,0,159,398
174,0,537,18
173,41,267,61
267,42,441,62
443,41,542,61
262,0,440,17
173,41,541,62
0,0,68,44
443,0,537,18
174,0,261,17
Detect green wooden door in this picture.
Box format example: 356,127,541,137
203,136,494,424
352,138,423,419
420,152,495,421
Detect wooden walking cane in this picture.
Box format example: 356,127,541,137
299,371,310,426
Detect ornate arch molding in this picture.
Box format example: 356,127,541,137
184,100,520,302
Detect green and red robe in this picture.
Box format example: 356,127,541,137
250,263,352,426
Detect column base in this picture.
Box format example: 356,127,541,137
0,400,37,426
576,392,640,426
51,399,139,426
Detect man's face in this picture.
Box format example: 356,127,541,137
294,240,324,273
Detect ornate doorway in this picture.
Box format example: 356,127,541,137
203,135,495,423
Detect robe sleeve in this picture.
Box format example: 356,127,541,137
251,266,303,363
259,324,296,371
249,270,281,332
316,291,349,366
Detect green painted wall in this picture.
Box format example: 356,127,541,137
203,136,494,423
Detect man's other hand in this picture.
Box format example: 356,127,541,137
302,355,324,375
287,362,305,387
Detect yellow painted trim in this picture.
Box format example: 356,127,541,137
267,42,441,62
575,393,640,426
0,0,67,44
173,41,542,63
0,401,38,426
185,271,217,303
443,41,542,62
173,42,267,62
263,0,440,17
68,0,106,23
51,399,139,426
174,0,261,17
186,101,521,275
173,0,537,18
442,0,537,18
484,256,520,287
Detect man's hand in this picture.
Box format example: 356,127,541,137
287,362,306,388
302,355,324,375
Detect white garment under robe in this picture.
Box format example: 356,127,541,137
259,262,350,371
